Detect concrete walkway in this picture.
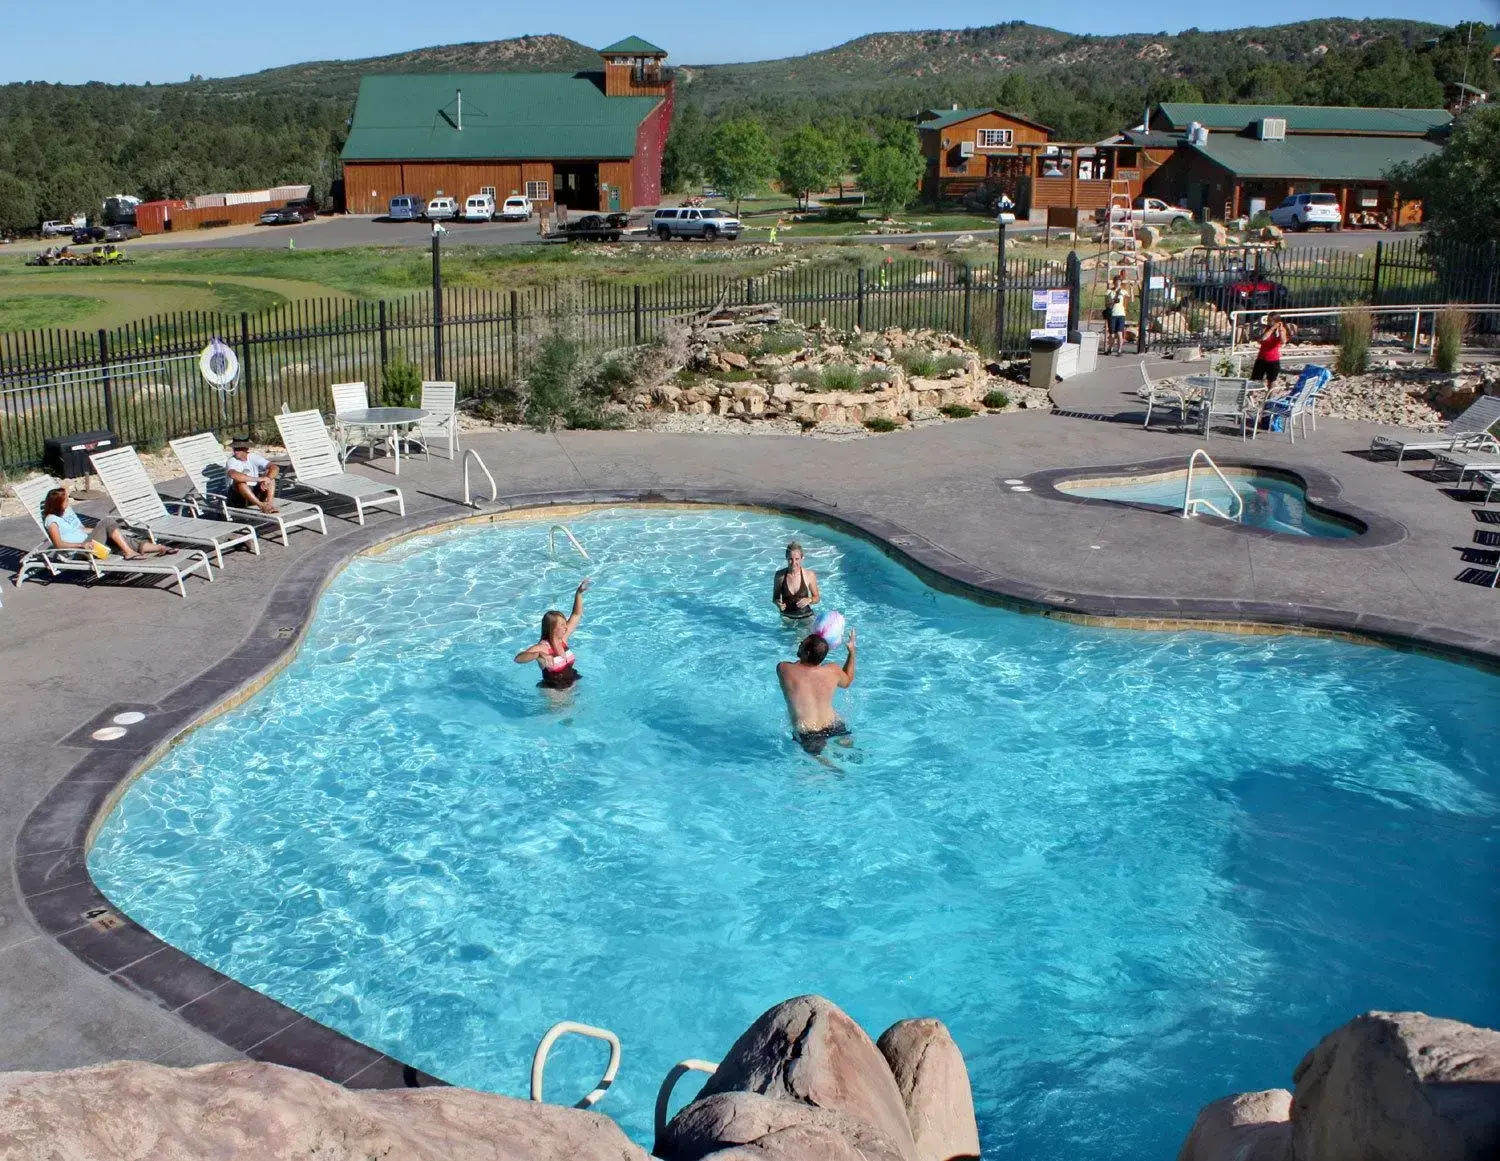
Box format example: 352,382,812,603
1,356,1496,1075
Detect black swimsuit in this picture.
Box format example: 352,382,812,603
776,568,813,619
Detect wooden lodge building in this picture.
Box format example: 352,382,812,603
340,37,673,215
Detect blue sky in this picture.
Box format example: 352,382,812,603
2,2,1495,84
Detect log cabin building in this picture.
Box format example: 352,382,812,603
340,37,673,215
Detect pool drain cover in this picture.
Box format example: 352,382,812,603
112,711,145,725
91,726,128,742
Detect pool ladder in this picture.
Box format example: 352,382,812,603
530,1019,719,1138
461,448,497,507
1182,448,1244,523
549,523,591,563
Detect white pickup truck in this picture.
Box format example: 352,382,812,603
1095,197,1193,227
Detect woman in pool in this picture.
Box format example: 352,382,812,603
771,541,820,622
514,578,590,689
40,487,174,560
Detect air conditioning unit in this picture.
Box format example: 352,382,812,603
1257,117,1287,140
959,140,975,157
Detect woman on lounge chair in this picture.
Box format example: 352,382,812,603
40,487,173,560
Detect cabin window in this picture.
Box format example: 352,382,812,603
977,129,1013,148
526,180,551,202
480,186,496,199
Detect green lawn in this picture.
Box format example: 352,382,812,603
0,293,106,332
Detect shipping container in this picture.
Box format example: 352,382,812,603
134,199,186,235
269,184,312,201
190,194,227,208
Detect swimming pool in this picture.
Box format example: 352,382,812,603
88,509,1499,1158
1056,468,1362,538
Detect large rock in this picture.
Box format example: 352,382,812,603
1290,1011,1500,1161
658,1091,908,1161
1176,1089,1291,1161
876,1019,980,1161
0,1060,650,1161
687,996,916,1159
1200,222,1228,249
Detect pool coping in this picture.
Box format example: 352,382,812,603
15,486,1500,1093
1023,458,1407,549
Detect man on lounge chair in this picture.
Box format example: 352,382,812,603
226,437,280,514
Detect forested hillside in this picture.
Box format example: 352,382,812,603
0,19,1494,234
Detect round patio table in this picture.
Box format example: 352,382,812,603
335,407,429,475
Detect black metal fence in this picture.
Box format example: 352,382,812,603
1,235,1494,473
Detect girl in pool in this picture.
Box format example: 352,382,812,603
514,578,590,689
772,541,820,622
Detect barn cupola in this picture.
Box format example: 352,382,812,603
599,36,670,97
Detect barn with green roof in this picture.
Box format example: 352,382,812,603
341,38,672,215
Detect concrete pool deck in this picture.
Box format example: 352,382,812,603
1,355,1497,1079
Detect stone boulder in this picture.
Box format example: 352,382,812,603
876,1019,980,1161
1176,1089,1291,1161
0,1060,650,1161
1139,225,1163,249
681,996,916,1159
1260,224,1284,242
1290,1011,1500,1161
1200,222,1228,249
658,1091,908,1161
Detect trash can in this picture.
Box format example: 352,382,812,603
43,430,118,480
1029,335,1064,390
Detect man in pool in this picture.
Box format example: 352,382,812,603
777,627,856,755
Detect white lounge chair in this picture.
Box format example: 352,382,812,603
1370,395,1500,466
275,409,405,525
11,475,213,598
411,381,459,460
169,432,327,545
89,446,260,567
1433,444,1500,491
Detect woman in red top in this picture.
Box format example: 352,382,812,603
1251,314,1295,390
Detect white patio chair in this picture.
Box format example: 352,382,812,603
11,474,213,598
411,381,460,460
90,446,259,567
1137,362,1189,430
169,432,327,545
275,409,405,525
330,380,378,462
1189,378,1253,441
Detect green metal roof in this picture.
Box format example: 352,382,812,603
599,36,667,55
918,107,995,130
1156,103,1451,135
341,73,662,161
1189,133,1441,181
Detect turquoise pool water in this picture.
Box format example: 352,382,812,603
89,509,1499,1158
1057,470,1361,538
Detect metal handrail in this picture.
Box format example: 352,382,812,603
1183,448,1244,522
531,1021,621,1110
654,1059,720,1142
462,448,496,507
549,523,591,562
1229,303,1500,365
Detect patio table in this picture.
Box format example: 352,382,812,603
334,407,429,475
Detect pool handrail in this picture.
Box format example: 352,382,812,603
654,1058,720,1144
1183,448,1244,523
461,447,497,507
549,523,591,562
531,1020,621,1109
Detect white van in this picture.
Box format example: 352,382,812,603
425,196,459,221
387,195,426,221
498,195,532,221
462,194,496,222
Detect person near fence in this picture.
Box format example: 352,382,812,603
1251,314,1296,391
226,438,281,514
1106,277,1130,355
41,487,174,560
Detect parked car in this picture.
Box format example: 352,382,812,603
260,205,307,225
1094,197,1194,227
41,220,72,237
387,195,426,221
71,225,105,243
424,196,459,221
103,224,142,241
462,193,496,222
652,206,741,241
1269,192,1342,232
497,195,532,221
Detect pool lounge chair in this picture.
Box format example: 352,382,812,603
275,409,405,525
1369,395,1500,466
10,475,213,598
1432,445,1500,492
90,446,260,567
169,432,327,545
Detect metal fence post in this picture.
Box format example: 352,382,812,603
1369,240,1384,305
633,284,644,345
962,270,973,341
994,223,1008,353
509,290,521,377
745,276,754,305
1065,250,1082,337
378,300,389,370
239,311,255,433
856,267,867,330
1137,258,1154,354
431,233,444,379
97,329,115,435
1484,241,1498,311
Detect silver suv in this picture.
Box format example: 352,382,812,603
652,206,741,241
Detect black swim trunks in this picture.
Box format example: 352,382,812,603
796,720,850,756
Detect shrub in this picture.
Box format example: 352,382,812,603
673,368,706,387
1247,211,1273,230
1169,215,1199,234
860,366,895,389
982,389,1010,409
896,349,936,377
823,206,862,223
864,416,899,432
940,404,976,419
520,331,622,431
757,329,805,356
1433,308,1466,373
932,353,967,375
380,354,422,408
595,356,636,399
821,363,861,391
790,365,823,389
1336,309,1372,377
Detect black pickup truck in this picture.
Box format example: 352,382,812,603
551,213,632,242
